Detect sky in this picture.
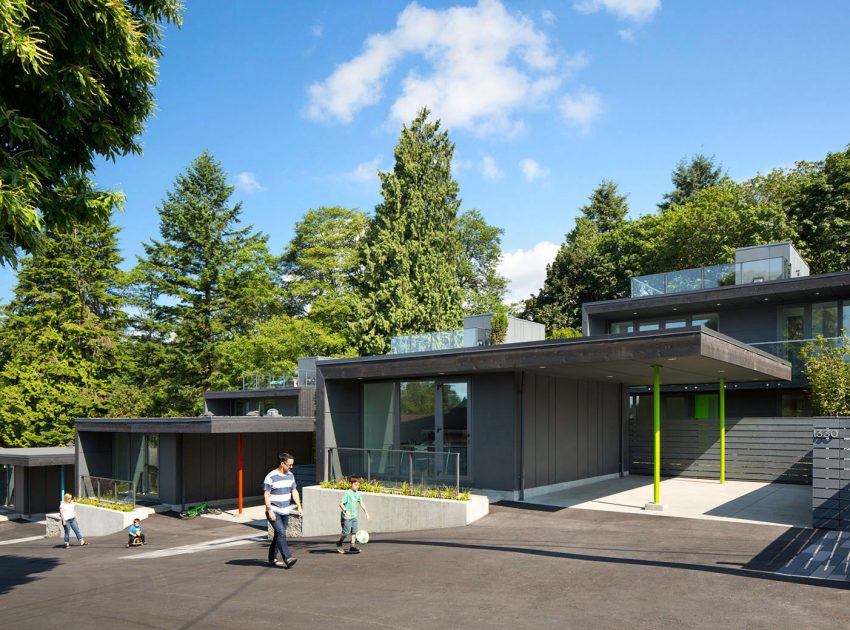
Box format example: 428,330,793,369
2,0,850,304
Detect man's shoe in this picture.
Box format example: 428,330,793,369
284,557,298,568
64,543,70,549
80,540,89,546
348,547,361,554
270,559,285,567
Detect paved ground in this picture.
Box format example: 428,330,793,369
527,476,811,527
0,506,847,630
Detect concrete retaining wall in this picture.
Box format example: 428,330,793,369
46,503,150,538
301,486,488,537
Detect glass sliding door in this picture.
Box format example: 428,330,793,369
145,435,159,497
439,382,469,477
363,382,397,474
399,381,436,451
0,464,13,508
812,302,838,338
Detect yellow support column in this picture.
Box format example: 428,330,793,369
719,378,726,484
653,365,661,505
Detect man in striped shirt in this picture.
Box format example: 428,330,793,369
264,452,303,568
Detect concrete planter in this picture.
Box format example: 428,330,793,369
46,503,150,538
301,486,489,537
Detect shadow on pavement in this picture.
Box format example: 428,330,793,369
0,555,60,596
375,537,850,590
743,527,823,571
226,559,272,567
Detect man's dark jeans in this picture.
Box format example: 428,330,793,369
269,514,291,563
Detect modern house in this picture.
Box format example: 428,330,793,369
0,447,74,517
315,317,791,501
583,242,850,484
74,358,320,509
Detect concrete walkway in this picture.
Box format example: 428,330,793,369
524,475,812,528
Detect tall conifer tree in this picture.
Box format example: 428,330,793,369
354,109,464,355
129,151,282,414
0,216,124,446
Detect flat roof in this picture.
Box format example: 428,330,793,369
75,416,315,434
583,270,850,319
203,387,302,400
0,447,75,467
317,328,791,386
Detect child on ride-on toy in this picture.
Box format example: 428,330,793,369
126,518,146,547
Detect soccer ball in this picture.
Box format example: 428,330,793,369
355,529,369,544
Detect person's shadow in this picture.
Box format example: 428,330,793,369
225,559,273,567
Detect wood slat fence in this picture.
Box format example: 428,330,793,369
629,416,813,484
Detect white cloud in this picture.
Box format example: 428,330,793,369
345,157,382,182
617,28,636,42
234,172,267,194
573,0,661,22
520,158,550,182
498,241,560,302
481,155,504,181
306,0,572,136
559,88,603,133
311,23,324,38
541,9,556,25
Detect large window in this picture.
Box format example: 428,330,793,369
113,433,159,496
780,306,804,340
363,380,470,478
812,302,838,338
844,303,850,334
664,319,688,329
692,313,719,331
781,393,806,417
610,321,634,334
638,321,660,332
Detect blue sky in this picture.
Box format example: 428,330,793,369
3,0,850,303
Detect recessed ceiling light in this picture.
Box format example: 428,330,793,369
606,375,613,378
539,366,547,369
763,298,769,301
633,312,638,315
672,307,677,311
815,292,820,296
668,357,677,361
716,303,721,306
718,370,725,373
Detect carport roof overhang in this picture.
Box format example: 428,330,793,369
0,447,75,467
317,328,792,386
74,416,315,434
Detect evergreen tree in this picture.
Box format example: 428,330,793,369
129,151,282,414
659,154,725,210
353,109,464,355
0,216,124,446
524,180,629,331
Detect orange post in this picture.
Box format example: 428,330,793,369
238,433,243,515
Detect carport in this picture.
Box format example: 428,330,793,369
0,447,75,517
316,327,792,507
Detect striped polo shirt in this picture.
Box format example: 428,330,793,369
263,469,297,515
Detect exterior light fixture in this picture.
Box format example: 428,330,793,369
718,370,725,373
667,357,677,361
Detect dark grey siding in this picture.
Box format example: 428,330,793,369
522,373,622,490
812,418,849,530
157,434,181,505
317,377,361,482
14,464,74,515
75,431,113,496
181,432,312,504
629,416,813,484
470,373,517,491
716,304,778,343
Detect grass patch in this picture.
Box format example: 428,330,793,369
77,497,135,512
320,477,470,501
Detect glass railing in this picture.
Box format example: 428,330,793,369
631,256,789,297
749,337,844,378
241,373,300,390
390,329,465,354
80,475,135,507
327,447,461,492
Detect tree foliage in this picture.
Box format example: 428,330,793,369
801,334,850,416
456,209,507,315
658,154,725,210
0,0,182,265
0,215,124,446
281,206,367,344
353,108,464,355
126,151,282,415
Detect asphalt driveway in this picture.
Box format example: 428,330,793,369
0,505,847,629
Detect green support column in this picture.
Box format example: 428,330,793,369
653,365,661,505
719,378,726,484
61,464,65,499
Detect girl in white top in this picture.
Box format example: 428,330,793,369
60,493,88,548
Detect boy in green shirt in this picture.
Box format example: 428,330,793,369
337,475,370,554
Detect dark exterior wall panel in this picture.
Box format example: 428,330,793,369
469,373,516,491
521,373,622,491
